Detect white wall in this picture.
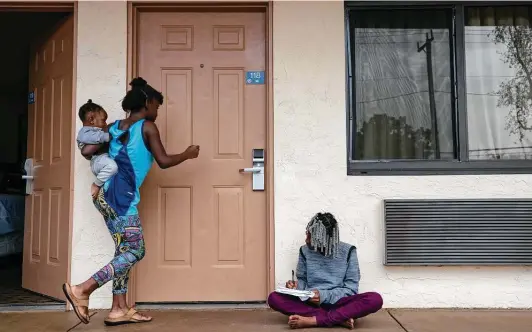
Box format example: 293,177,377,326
71,1,127,309
273,1,532,309
69,0,532,310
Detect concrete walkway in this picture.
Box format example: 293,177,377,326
1,309,531,332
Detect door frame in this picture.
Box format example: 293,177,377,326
0,1,77,304
127,1,275,304
0,2,73,12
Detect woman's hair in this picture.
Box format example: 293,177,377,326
78,99,104,121
306,212,340,257
121,77,164,113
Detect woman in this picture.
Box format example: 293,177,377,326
62,77,200,326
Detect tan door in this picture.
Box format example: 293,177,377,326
136,11,267,302
22,15,74,300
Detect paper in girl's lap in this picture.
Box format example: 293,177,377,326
275,287,315,301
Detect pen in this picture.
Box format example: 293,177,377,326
292,270,295,283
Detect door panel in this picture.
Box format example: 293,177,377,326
137,12,267,302
22,15,74,300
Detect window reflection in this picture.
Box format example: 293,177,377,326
351,9,456,160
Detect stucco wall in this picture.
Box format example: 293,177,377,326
68,1,532,309
71,1,127,309
273,1,532,309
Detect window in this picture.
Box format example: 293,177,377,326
346,3,532,174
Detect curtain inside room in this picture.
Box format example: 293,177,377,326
465,6,532,160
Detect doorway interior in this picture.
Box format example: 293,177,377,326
0,11,70,309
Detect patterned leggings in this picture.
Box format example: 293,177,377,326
91,189,146,294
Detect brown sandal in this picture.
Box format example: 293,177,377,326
62,283,90,324
104,308,152,326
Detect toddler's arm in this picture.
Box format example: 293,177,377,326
77,127,110,145
81,144,102,160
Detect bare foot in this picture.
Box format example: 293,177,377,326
70,285,90,320
107,308,125,320
130,310,152,322
91,184,100,199
288,315,317,329
340,318,355,329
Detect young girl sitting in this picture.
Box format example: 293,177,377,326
268,212,383,329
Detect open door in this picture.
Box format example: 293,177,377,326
22,15,74,300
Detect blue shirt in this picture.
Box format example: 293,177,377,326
296,242,360,305
104,119,153,216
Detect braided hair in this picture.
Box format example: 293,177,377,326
306,212,340,257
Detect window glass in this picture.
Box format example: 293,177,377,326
351,9,456,160
465,6,532,160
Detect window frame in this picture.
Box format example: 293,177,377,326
345,1,532,175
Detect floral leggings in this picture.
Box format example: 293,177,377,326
91,189,146,294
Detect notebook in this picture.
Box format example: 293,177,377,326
275,287,315,301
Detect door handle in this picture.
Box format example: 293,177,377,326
239,149,265,191
239,167,262,173
23,158,35,195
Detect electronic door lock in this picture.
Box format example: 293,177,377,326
239,149,265,191
22,158,34,195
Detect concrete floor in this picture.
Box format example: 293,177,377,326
1,309,531,332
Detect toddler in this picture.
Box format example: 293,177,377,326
76,99,118,198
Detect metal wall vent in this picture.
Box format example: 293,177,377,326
384,199,532,265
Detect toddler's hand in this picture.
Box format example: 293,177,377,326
91,184,100,199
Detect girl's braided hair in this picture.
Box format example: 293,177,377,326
306,212,340,257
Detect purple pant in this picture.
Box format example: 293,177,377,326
268,291,383,327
